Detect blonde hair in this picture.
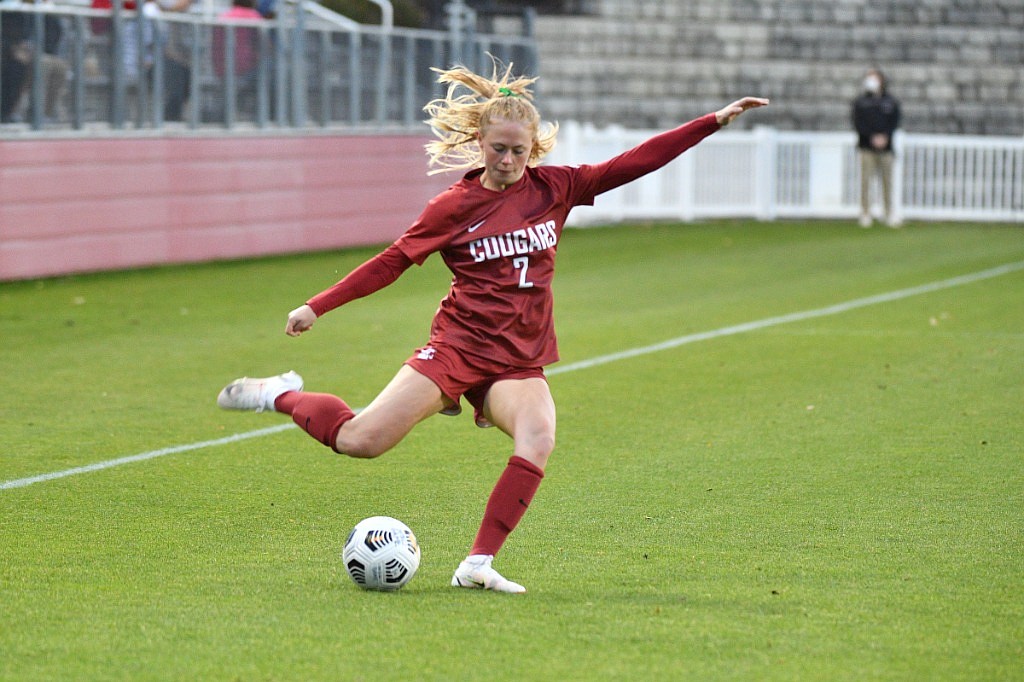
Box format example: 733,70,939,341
423,59,558,174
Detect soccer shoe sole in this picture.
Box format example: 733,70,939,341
216,371,303,412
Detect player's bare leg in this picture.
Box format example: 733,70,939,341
483,377,557,471
452,377,555,593
333,365,447,458
219,365,445,459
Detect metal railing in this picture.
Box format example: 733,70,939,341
548,123,1024,224
0,0,537,133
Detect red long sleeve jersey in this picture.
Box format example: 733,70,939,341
308,113,721,368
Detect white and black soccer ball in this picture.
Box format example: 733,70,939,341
342,516,421,591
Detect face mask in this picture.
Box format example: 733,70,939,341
864,76,882,94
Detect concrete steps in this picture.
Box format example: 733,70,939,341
532,0,1024,135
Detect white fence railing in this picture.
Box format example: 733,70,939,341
547,123,1024,225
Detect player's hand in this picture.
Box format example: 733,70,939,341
715,97,770,126
285,304,317,337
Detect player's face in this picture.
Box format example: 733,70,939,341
478,118,534,191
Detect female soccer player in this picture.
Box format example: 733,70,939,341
218,62,768,593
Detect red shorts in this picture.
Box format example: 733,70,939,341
404,343,546,428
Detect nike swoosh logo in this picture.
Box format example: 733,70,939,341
468,220,486,233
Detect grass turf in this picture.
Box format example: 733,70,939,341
1,220,1022,680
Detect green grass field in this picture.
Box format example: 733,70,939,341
2,220,1023,681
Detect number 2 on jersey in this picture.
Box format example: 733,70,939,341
513,256,534,288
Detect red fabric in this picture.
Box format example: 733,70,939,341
90,0,137,35
391,113,721,368
306,244,413,317
394,170,567,367
302,113,721,369
470,456,545,556
587,113,720,194
91,0,137,10
403,341,544,421
211,7,264,78
275,392,354,452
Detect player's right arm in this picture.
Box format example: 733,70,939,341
285,304,318,336
285,244,414,336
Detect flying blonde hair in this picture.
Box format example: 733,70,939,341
423,59,558,175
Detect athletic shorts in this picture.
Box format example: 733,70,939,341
404,342,546,428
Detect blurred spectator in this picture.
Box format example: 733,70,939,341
88,0,133,35
255,0,276,19
88,0,123,38
852,68,901,228
2,0,69,122
91,0,190,120
212,0,263,81
122,0,162,85
160,0,193,121
1,2,31,122
29,1,68,119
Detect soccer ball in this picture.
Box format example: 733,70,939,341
342,516,421,591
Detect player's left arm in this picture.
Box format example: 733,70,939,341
588,97,769,195
715,97,770,127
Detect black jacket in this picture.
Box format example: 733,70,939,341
852,92,901,152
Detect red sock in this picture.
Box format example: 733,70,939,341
275,392,354,453
470,456,545,556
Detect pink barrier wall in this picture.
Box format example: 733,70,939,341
0,134,453,281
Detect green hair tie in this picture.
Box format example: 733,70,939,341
497,87,520,98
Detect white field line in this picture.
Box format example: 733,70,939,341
3,259,1023,492
548,260,1024,376
1,424,296,490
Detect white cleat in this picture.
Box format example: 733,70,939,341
216,371,303,413
451,555,526,594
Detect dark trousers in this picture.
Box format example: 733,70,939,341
1,54,29,122
163,58,191,121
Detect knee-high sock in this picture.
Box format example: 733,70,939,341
275,392,354,453
470,456,545,556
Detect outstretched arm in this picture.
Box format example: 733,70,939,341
715,97,770,127
285,244,414,337
590,97,769,195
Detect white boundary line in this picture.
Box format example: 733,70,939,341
1,424,296,491
548,260,1024,376
4,260,1022,492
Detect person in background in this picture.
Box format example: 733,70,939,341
255,0,275,19
852,68,901,228
121,0,161,87
1,3,32,122
160,0,193,121
212,0,262,82
17,0,70,122
210,0,263,119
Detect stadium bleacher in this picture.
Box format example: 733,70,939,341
532,0,1024,135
